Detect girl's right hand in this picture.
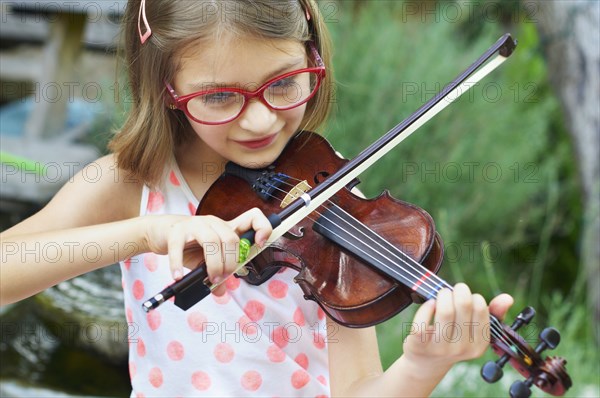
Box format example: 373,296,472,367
143,208,272,296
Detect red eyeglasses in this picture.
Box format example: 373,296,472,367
165,43,326,125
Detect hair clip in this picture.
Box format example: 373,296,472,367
138,0,152,44
304,1,311,21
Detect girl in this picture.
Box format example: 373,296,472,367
1,1,513,396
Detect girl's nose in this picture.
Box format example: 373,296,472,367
238,99,277,133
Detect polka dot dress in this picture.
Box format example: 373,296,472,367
121,163,330,397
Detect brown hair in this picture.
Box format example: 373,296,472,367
109,0,335,186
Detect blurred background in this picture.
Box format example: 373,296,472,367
1,1,598,397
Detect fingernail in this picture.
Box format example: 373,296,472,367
212,276,223,285
173,270,182,280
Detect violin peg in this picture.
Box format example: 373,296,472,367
481,353,510,383
536,327,561,352
481,360,504,383
509,378,533,398
511,306,536,330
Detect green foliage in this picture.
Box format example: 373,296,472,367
324,1,581,302
324,0,596,395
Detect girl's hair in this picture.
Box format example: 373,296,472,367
109,0,335,186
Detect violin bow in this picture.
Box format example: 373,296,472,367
143,33,517,311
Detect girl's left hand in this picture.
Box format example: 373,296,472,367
403,283,513,370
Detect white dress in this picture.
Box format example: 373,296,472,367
120,162,330,397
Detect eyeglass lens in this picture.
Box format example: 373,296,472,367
186,71,318,123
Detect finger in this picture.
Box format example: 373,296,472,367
470,293,490,354
433,288,454,328
167,224,187,280
413,298,436,326
489,293,514,321
191,227,223,283
229,208,272,247
209,220,240,275
407,299,436,344
452,283,473,327
211,280,228,297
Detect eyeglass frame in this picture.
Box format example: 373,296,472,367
164,42,326,126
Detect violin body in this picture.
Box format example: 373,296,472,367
197,131,444,327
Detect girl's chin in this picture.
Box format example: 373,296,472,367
232,153,279,169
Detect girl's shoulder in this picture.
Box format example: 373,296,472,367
76,154,145,220
57,153,144,223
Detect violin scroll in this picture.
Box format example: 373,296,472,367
481,307,572,397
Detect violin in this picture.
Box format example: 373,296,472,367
143,34,572,397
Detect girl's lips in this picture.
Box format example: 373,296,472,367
234,133,278,149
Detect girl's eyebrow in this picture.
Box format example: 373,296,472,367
187,57,306,91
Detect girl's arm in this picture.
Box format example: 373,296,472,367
328,284,513,397
1,155,146,305
1,155,272,305
1,217,151,305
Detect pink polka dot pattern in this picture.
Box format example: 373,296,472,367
148,367,163,388
272,326,290,348
291,369,310,389
132,279,145,300
123,258,132,271
169,170,181,186
146,310,161,331
295,353,309,370
129,362,136,379
212,291,231,305
225,276,241,291
143,253,158,272
241,370,262,391
191,371,211,391
313,332,326,350
213,342,235,363
293,307,306,326
188,202,196,215
167,340,185,361
317,307,326,320
243,300,265,321
187,311,207,332
268,279,288,299
239,315,258,335
126,307,133,323
147,191,165,213
266,344,285,363
136,338,146,357
317,375,328,386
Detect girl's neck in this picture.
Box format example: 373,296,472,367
175,136,227,201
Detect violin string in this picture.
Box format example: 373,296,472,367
266,176,519,351
268,175,457,295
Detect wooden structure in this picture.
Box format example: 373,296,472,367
0,1,126,214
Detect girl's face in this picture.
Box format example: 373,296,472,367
173,36,309,169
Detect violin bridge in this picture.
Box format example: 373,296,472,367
281,180,311,208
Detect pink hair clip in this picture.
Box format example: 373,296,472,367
305,3,311,21
138,0,152,44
